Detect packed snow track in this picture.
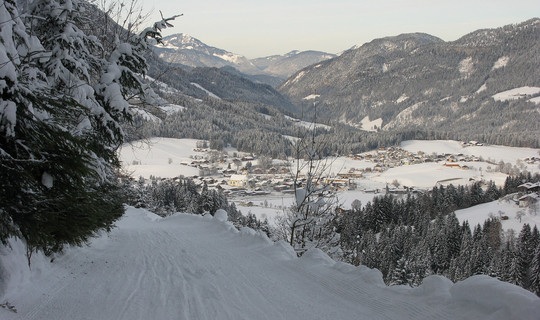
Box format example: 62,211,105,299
1,207,539,320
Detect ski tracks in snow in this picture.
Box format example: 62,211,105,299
2,209,531,319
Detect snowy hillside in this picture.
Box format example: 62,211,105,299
1,206,539,319
401,140,540,165
455,198,540,232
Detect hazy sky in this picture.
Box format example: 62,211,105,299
141,0,539,58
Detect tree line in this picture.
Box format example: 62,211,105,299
334,173,540,295
121,177,270,235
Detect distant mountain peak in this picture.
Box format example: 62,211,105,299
154,35,336,84
350,32,444,53
154,33,263,76
161,33,205,50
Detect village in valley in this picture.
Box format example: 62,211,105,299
120,138,540,226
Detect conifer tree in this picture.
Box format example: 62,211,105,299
0,0,177,255
516,224,533,289
497,241,516,283
389,257,413,286
358,230,379,269
530,243,540,296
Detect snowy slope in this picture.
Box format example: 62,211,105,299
454,198,540,231
118,138,201,178
401,140,539,165
1,207,539,320
492,86,540,102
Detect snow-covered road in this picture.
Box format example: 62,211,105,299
2,207,539,320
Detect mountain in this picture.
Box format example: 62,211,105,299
185,67,299,113
144,52,297,113
153,34,336,87
279,20,540,146
154,33,262,75
2,206,539,319
251,50,337,79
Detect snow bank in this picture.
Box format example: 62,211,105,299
412,275,453,303
214,209,228,222
0,238,51,298
299,248,336,266
2,206,538,319
450,275,540,319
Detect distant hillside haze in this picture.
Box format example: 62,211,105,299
250,50,337,79
152,34,336,85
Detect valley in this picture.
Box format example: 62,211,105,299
118,15,540,305
119,138,540,229
1,2,540,317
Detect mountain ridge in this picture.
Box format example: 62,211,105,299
153,33,336,85
278,19,540,146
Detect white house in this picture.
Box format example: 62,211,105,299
228,174,249,188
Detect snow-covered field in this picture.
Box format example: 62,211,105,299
455,198,540,231
401,140,539,166
119,138,539,181
492,86,540,102
119,138,202,178
235,189,391,224
370,162,508,188
360,115,383,132
1,206,538,319
284,115,332,131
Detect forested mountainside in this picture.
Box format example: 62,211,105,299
279,19,540,147
145,54,298,113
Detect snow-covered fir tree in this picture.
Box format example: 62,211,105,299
0,0,176,255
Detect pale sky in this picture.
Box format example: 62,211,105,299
140,0,539,58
